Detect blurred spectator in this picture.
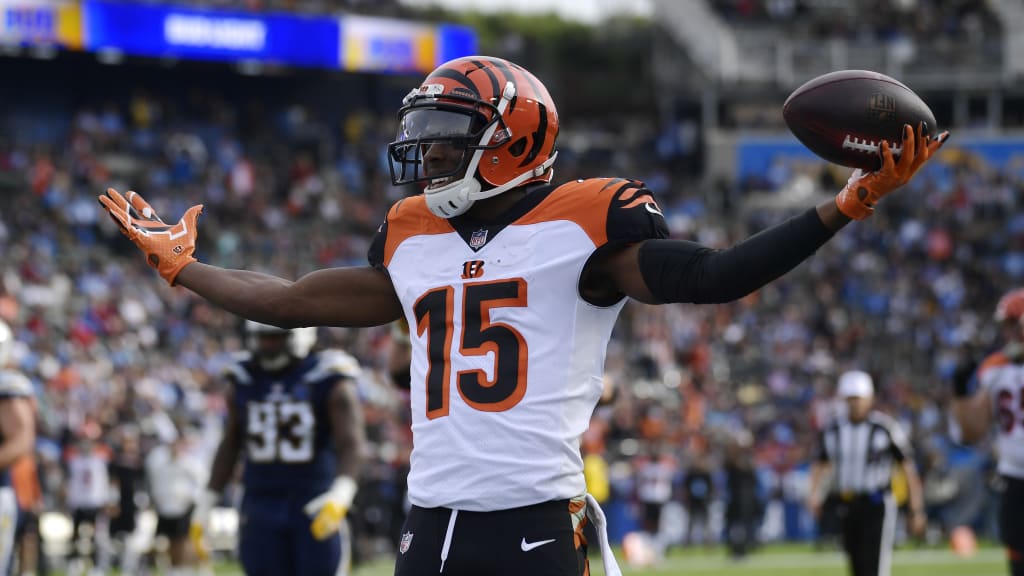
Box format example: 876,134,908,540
683,453,714,547
724,433,763,560
145,433,206,575
108,426,145,574
634,443,677,556
63,432,111,576
12,454,43,576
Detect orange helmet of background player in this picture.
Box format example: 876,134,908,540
994,288,1024,322
388,56,559,218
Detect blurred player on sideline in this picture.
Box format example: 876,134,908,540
64,426,112,576
190,321,365,576
146,432,207,576
12,454,43,576
108,426,145,575
100,55,947,576
0,320,35,576
951,288,1024,576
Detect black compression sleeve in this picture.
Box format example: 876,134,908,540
638,207,835,304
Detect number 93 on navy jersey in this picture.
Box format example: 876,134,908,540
225,349,360,498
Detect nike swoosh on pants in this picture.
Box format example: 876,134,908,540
520,537,556,552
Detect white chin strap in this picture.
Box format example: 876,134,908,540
425,174,480,219
424,81,556,219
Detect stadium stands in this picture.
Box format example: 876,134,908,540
0,1,1018,570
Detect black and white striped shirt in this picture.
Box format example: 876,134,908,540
816,412,912,495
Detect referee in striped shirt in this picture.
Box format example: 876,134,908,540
807,370,926,576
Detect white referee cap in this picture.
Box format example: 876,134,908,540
838,370,874,398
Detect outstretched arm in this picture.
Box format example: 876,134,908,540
176,264,403,328
601,201,837,304
98,188,403,328
598,123,947,304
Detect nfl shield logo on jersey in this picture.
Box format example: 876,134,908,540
470,228,488,249
400,531,414,555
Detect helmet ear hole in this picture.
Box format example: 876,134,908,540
508,137,528,157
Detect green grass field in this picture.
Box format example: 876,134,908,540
332,544,1007,576
69,542,999,575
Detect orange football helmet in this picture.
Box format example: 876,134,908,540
388,56,559,218
995,288,1024,322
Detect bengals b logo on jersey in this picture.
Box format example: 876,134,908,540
462,260,485,279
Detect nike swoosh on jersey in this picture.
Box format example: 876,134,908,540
644,202,663,216
520,537,556,552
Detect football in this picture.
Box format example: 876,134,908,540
782,70,937,171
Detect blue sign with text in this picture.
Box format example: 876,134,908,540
82,0,339,68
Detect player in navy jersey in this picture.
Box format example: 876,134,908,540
190,321,365,576
0,320,35,576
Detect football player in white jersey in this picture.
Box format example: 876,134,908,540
951,288,1024,576
99,56,947,576
0,319,35,576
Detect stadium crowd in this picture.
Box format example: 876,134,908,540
0,57,1017,571
712,0,1000,42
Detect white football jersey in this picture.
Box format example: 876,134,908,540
636,456,676,504
66,450,110,510
145,444,207,517
978,352,1024,479
370,179,667,511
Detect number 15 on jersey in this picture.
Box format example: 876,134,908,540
413,278,529,419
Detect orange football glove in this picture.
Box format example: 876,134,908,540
98,188,203,286
835,122,949,220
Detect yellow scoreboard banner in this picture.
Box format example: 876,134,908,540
340,14,439,75
0,0,82,49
